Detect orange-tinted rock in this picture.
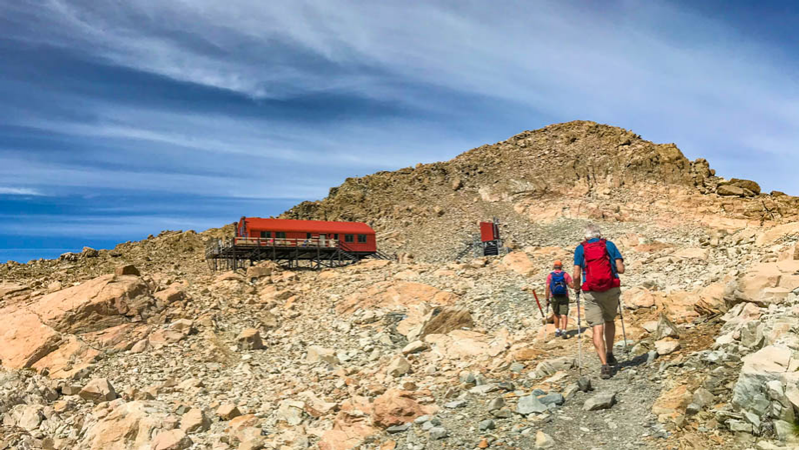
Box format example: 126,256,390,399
32,335,100,379
151,428,192,450
0,306,61,369
371,389,435,428
501,252,536,277
31,274,150,334
319,396,377,450
338,281,457,314
79,401,168,449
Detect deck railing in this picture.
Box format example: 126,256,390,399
233,236,340,248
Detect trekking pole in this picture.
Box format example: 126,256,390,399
532,289,547,325
576,290,583,375
617,293,629,356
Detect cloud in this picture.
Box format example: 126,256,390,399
0,0,798,200
0,187,44,196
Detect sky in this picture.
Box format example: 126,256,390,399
1,0,798,263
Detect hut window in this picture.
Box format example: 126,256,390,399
260,231,271,238
344,234,354,243
276,232,286,238
358,234,367,243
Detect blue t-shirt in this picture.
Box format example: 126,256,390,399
574,238,623,278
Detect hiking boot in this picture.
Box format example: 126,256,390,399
600,364,612,379
561,332,569,340
606,353,619,366
554,330,562,338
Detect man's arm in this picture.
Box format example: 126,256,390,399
615,259,625,274
572,265,582,289
565,273,575,289
545,275,551,301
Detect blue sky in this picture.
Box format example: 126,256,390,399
1,1,798,263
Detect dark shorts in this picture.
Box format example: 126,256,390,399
550,295,569,316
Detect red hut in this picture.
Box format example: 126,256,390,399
235,217,377,254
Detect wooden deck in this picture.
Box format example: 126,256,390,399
205,237,377,270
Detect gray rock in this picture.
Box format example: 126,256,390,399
478,419,496,431
510,362,525,373
654,313,680,340
487,397,505,412
492,407,513,418
539,393,564,406
692,388,715,408
685,403,701,415
459,372,476,385
531,388,548,396
470,384,499,395
444,400,467,409
727,419,753,433
577,377,592,392
387,423,411,433
583,392,616,411
429,427,449,440
774,419,795,441
517,394,548,415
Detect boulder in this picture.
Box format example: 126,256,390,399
386,356,412,377
115,265,140,276
724,260,799,307
82,247,99,258
654,338,681,356
583,392,616,411
535,431,555,449
307,346,340,365
0,306,62,369
319,396,377,450
154,286,187,305
717,184,745,197
216,404,242,420
401,340,427,355
151,429,192,450
533,356,575,378
501,252,536,277
623,287,655,309
79,378,117,403
516,394,547,415
371,389,435,428
277,400,305,426
31,274,151,334
180,408,210,433
407,306,474,341
80,401,169,450
654,313,680,340
236,328,264,350
338,281,458,314
732,345,799,419
728,178,761,195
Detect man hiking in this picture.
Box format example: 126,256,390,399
573,224,625,379
546,260,573,339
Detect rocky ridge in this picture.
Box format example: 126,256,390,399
0,121,798,449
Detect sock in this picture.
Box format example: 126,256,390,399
555,328,561,333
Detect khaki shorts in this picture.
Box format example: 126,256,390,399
583,287,621,326
550,295,569,316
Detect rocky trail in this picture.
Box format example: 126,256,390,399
1,121,799,449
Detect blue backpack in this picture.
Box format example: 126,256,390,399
550,271,568,296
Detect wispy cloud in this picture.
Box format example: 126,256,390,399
0,0,798,263
0,187,44,196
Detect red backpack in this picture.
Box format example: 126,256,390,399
580,239,621,292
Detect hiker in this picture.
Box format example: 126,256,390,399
546,260,574,339
573,224,625,379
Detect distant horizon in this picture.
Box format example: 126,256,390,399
2,1,798,263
